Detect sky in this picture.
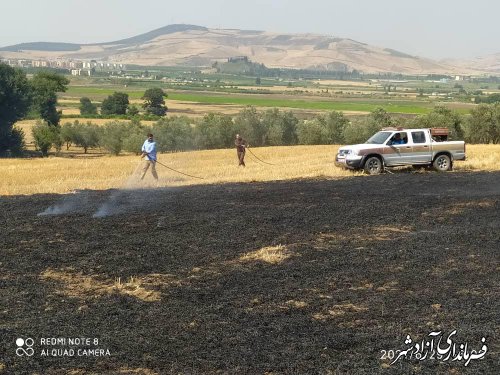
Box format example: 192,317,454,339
1,0,499,60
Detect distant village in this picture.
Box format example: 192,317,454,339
0,58,126,76
0,56,477,84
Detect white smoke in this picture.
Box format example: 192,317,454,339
92,161,158,218
38,161,157,217
37,190,92,216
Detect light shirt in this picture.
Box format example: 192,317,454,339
142,139,157,161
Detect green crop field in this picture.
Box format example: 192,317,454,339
166,93,436,113
64,86,467,114
64,86,145,99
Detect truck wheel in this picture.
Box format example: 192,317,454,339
364,156,383,175
433,154,452,172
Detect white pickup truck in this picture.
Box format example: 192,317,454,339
335,128,466,174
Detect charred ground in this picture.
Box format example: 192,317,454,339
1,172,499,374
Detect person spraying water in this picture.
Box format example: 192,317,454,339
141,133,158,181
140,132,205,181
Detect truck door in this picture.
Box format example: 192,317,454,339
410,130,432,163
384,131,412,165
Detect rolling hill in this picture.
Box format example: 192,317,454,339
0,24,495,74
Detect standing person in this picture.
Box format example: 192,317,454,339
141,133,158,180
235,134,247,167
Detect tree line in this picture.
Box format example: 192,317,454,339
0,64,69,155
31,104,500,156
2,62,500,157
79,88,168,117
0,62,168,156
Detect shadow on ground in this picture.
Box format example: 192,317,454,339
1,172,499,374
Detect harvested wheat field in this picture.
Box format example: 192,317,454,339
1,159,499,373
1,144,500,196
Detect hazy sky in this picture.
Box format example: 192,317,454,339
1,0,499,59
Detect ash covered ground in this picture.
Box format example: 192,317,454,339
1,172,499,374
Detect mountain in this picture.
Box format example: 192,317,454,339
0,24,492,74
441,53,500,74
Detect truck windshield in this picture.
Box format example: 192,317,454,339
365,132,392,144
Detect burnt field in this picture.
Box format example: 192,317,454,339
1,172,499,374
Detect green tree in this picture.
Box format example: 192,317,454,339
297,118,326,145
465,104,500,144
32,121,61,156
342,110,388,145
281,111,299,145
260,109,299,146
98,121,131,155
411,106,464,139
262,108,284,146
152,116,193,151
8,128,26,156
123,132,148,155
324,111,349,144
142,88,168,116
476,93,500,104
194,113,234,149
79,97,97,115
60,121,76,150
30,71,69,126
71,121,100,153
369,107,393,128
234,106,266,146
101,92,129,115
0,63,32,155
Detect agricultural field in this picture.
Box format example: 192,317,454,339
1,145,500,196
58,74,479,120
2,70,499,374
1,167,498,373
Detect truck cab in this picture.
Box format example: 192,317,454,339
335,128,466,175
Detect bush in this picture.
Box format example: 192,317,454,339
193,113,234,149
343,117,384,145
98,121,130,155
128,105,139,116
234,106,265,146
123,133,148,155
123,121,151,154
323,111,349,144
152,116,193,152
410,106,464,139
465,103,500,144
32,121,60,156
261,108,284,146
475,93,500,104
261,108,299,146
72,121,100,153
297,118,327,145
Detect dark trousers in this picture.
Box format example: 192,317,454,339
237,150,245,166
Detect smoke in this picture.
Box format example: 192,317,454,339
38,161,159,218
92,162,157,218
92,189,131,218
37,190,93,216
